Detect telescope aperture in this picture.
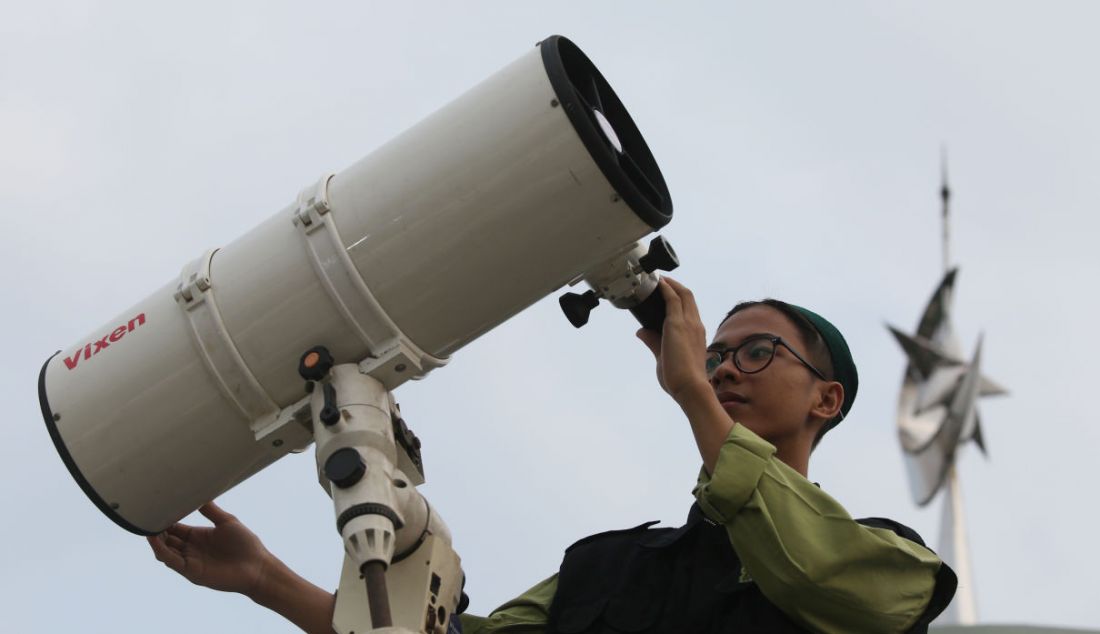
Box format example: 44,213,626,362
540,35,673,231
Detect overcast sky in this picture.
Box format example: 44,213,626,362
4,2,1099,632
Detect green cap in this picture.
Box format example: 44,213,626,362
789,305,859,432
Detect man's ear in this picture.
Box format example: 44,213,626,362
810,381,844,423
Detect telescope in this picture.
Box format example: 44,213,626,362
38,35,675,634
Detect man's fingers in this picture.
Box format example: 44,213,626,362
147,533,177,559
165,523,193,540
664,277,704,330
147,534,185,572
198,501,235,526
164,533,186,551
657,278,682,322
662,277,691,305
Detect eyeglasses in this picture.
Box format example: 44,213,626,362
705,336,827,380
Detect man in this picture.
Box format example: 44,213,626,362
149,278,956,633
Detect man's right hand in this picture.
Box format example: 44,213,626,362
147,501,273,599
147,501,337,634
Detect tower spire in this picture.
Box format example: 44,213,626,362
941,146,951,273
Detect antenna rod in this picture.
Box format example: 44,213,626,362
941,147,951,274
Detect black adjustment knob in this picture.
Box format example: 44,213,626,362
638,235,679,273
457,574,470,614
320,383,341,426
324,447,366,489
298,346,335,381
559,290,601,328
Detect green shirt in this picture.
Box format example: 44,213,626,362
461,423,943,634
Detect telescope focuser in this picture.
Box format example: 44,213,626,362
559,235,679,331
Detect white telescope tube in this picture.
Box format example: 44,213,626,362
38,35,673,534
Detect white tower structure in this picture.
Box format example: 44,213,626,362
886,153,1007,625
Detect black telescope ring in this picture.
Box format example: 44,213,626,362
539,35,673,231
38,352,155,536
336,502,405,534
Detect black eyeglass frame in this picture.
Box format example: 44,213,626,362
705,336,828,381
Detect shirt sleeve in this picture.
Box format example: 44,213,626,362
459,574,557,634
692,423,945,633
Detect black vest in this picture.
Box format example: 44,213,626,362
547,505,955,634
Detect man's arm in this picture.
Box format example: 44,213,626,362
460,575,557,634
148,502,558,634
693,423,948,633
246,557,337,634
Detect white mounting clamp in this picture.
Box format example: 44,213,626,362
583,241,658,308
292,174,448,390
174,249,281,425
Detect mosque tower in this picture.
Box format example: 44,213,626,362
886,152,1007,624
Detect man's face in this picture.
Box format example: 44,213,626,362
708,305,823,448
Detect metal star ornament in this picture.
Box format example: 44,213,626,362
888,268,1007,506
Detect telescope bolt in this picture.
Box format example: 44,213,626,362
324,447,367,489
559,290,601,328
638,235,679,273
298,345,335,381
320,383,341,426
